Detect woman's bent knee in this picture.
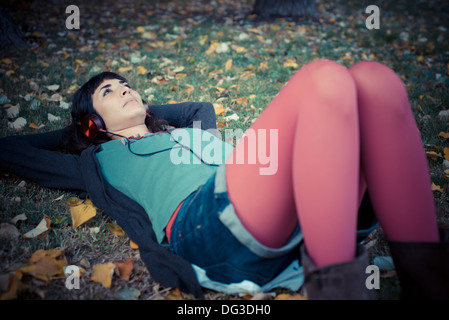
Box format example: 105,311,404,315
287,60,356,105
349,61,411,119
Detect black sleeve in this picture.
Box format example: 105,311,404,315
0,129,86,193
147,102,217,131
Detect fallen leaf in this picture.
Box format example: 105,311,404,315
426,151,442,160
213,103,225,115
439,132,449,139
225,59,233,70
91,262,116,288
19,249,67,282
46,84,60,91
23,216,50,239
274,293,307,300
48,113,61,122
444,147,449,161
8,117,27,130
107,222,124,236
118,66,133,73
233,97,248,106
129,240,139,249
432,182,443,193
11,213,27,224
205,42,220,55
114,258,133,281
225,113,239,121
284,59,299,68
69,198,97,228
167,287,187,300
137,66,147,75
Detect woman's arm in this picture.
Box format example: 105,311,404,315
148,102,217,131
0,129,86,193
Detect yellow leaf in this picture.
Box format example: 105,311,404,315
439,132,449,139
137,66,147,75
417,56,424,62
256,35,265,43
129,240,139,249
1,58,12,64
68,84,78,92
69,198,97,229
107,222,124,236
225,59,233,70
258,62,268,70
136,26,145,33
167,287,187,300
114,258,133,281
29,123,40,129
184,85,194,94
444,147,449,161
283,59,298,68
234,46,247,53
91,263,116,288
20,249,67,282
275,293,307,300
23,216,51,239
118,66,133,73
67,197,83,206
426,151,442,160
205,42,220,55
432,183,443,193
213,103,225,115
233,97,248,106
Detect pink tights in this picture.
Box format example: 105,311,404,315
225,60,439,268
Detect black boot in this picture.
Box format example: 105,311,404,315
300,243,377,300
387,227,449,299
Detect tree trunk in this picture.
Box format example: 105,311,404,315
253,0,317,19
0,6,29,50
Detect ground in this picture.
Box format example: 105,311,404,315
0,0,448,300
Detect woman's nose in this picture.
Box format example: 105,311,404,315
121,87,130,96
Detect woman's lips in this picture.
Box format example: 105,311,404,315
123,98,137,107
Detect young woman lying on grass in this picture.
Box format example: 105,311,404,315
1,59,448,299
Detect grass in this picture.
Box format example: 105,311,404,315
0,0,448,300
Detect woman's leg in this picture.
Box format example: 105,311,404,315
348,61,439,242
226,60,361,267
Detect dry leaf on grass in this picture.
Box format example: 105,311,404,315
107,222,125,236
23,216,50,239
19,249,67,282
114,258,133,281
91,262,116,288
68,198,97,228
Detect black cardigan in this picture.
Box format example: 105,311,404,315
0,102,218,298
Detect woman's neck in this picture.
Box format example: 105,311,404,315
108,124,152,140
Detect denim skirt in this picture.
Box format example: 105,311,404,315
169,165,302,286
169,165,378,286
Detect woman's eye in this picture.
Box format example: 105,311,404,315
103,89,111,96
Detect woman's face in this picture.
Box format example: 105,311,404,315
91,78,146,132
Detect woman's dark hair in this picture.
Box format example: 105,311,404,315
60,72,168,154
